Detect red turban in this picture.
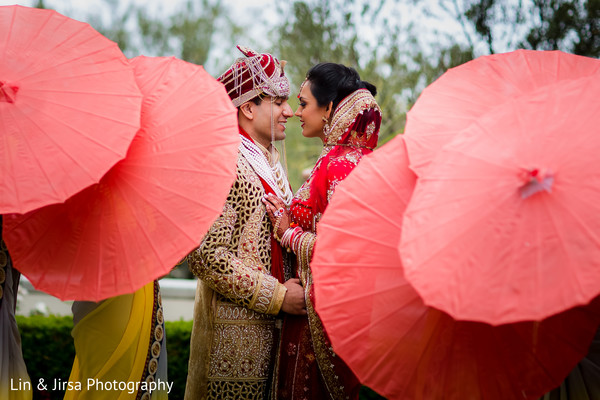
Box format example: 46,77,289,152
217,45,290,107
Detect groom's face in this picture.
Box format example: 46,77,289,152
251,96,293,146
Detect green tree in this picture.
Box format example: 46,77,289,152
83,0,136,55
274,1,361,86
58,0,238,67
441,0,600,56
523,0,600,56
273,0,413,141
273,1,362,188
272,1,402,187
137,0,235,66
271,0,472,188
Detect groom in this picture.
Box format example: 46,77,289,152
184,46,306,400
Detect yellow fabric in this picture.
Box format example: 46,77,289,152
64,282,154,400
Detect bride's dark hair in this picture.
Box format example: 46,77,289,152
305,62,377,111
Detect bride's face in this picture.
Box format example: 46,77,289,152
295,80,328,142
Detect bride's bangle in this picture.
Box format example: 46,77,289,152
273,216,283,242
281,225,302,252
272,207,286,242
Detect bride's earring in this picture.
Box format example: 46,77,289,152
322,116,330,136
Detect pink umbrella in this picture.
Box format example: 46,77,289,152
400,76,600,324
2,56,239,301
311,135,600,400
0,5,142,213
403,49,600,177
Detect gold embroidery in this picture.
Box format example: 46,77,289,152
188,152,287,399
297,232,317,288
344,149,361,165
305,276,349,400
327,179,343,204
207,301,276,398
138,281,165,399
325,90,381,147
151,341,161,358
296,184,311,201
366,121,376,140
189,154,282,314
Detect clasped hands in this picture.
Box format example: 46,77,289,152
262,193,306,316
262,193,289,240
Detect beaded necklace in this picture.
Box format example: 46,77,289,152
239,135,293,205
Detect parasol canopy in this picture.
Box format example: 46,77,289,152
403,49,600,177
0,5,142,213
3,56,239,301
311,135,600,399
400,76,600,324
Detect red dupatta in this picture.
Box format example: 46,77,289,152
292,89,382,230
278,89,382,400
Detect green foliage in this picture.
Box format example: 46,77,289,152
135,0,227,65
16,316,383,399
167,0,221,65
464,0,496,53
450,0,600,57
274,1,361,86
16,315,192,400
17,314,75,398
273,0,408,140
164,320,193,400
524,0,600,56
135,7,173,58
82,0,137,56
524,0,579,50
66,0,236,65
572,0,600,55
278,116,324,190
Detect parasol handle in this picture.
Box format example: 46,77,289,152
519,168,554,199
0,81,18,103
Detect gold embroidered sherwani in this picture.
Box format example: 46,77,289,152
185,151,288,400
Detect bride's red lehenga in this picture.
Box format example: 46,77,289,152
275,89,381,400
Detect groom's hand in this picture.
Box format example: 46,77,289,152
281,278,307,315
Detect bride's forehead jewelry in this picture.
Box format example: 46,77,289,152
298,79,307,99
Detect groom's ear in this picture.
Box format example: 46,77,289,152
239,102,254,120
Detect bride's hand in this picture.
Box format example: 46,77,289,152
262,193,290,240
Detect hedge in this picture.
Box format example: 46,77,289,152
16,315,191,400
16,315,385,400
